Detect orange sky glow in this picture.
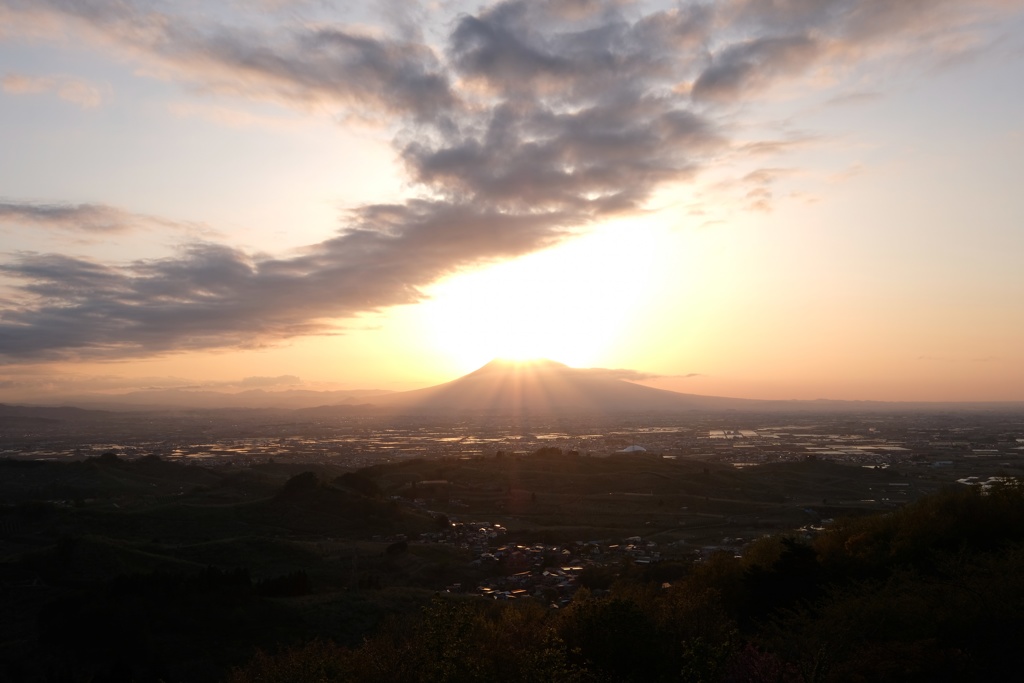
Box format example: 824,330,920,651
1,0,1023,404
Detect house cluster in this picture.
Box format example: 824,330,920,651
417,519,508,548
433,531,673,604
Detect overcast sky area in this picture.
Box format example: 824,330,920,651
1,0,1023,403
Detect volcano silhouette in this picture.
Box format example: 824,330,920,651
373,358,753,414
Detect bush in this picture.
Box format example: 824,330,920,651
228,639,349,683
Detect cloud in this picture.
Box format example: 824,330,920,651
0,0,455,122
0,370,305,400
584,368,665,382
692,0,1012,102
741,167,794,212
237,375,301,388
735,138,818,157
0,202,574,359
826,90,883,107
0,370,194,397
0,0,1020,362
1,72,105,107
0,200,197,234
693,34,821,102
584,368,704,382
704,166,796,213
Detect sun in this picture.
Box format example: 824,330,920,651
413,221,665,373
418,273,596,369
489,335,566,365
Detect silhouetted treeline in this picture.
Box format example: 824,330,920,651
26,566,304,682
231,482,1024,682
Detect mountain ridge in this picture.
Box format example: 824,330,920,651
366,359,1024,415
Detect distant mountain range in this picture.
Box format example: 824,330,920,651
8,359,1024,416
49,388,394,412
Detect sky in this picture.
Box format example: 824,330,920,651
1,0,1023,404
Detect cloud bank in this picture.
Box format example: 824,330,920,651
0,0,1016,361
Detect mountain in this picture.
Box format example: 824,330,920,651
0,403,112,421
369,359,762,414
354,360,1024,415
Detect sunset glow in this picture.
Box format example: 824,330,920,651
417,222,664,372
1,0,1023,403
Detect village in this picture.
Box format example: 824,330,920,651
391,517,694,605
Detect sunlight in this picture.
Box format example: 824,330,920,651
414,220,668,373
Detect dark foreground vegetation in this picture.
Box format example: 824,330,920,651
229,482,1024,682
2,451,1023,681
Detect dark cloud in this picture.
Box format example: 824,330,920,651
693,35,820,102
1,0,456,122
691,0,998,102
448,2,710,94
0,0,1017,361
413,1,724,214
0,201,574,359
204,26,454,121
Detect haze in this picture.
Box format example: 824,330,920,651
1,0,1023,405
